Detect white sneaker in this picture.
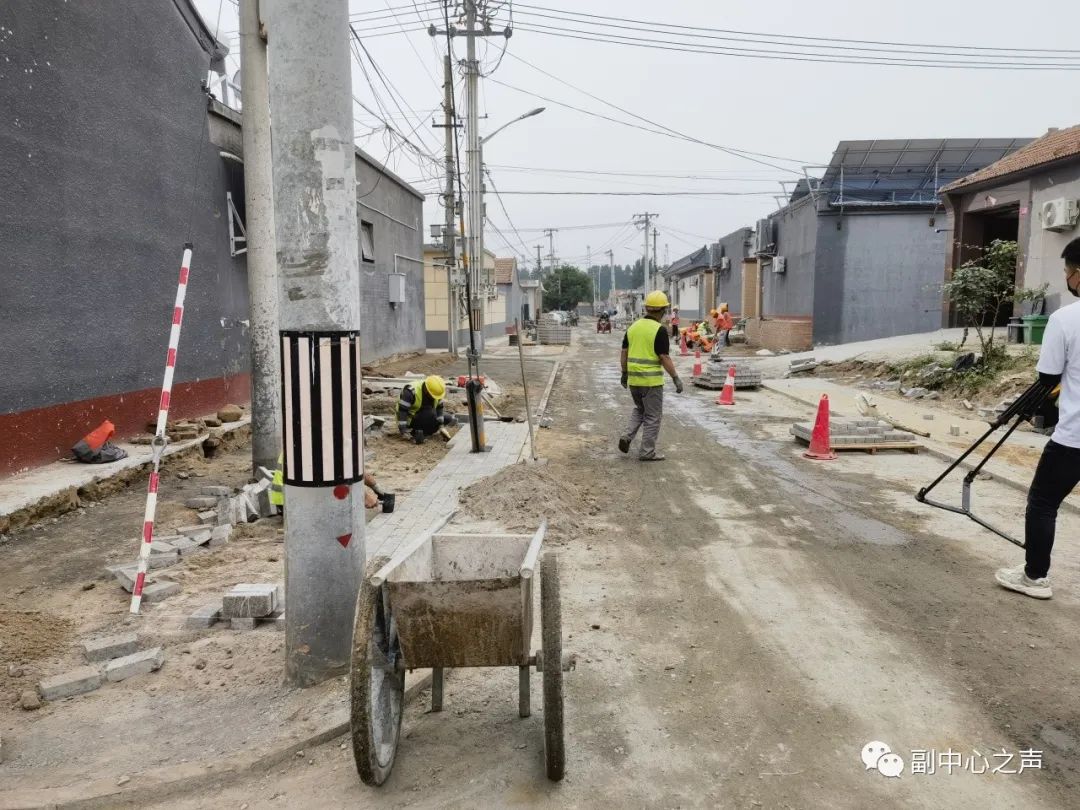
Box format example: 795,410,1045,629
995,564,1052,600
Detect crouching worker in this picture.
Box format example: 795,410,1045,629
397,375,455,444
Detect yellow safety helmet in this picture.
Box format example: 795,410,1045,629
424,375,446,399
709,308,719,317
644,290,669,309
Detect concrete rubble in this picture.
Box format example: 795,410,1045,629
216,583,285,630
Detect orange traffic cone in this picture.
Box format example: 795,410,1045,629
803,394,837,460
679,331,689,356
717,365,736,406
692,349,702,378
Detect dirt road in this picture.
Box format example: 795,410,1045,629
160,332,1080,809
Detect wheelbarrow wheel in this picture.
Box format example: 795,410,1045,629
351,557,404,787
540,552,565,781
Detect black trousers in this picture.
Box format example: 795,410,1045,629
1025,439,1080,578
409,407,441,436
671,324,679,339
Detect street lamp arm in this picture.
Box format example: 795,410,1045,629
480,107,545,145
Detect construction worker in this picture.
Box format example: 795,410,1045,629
618,290,683,461
670,306,680,339
397,375,454,444
270,452,381,508
996,237,1080,600
715,303,735,347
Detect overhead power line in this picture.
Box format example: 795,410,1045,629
513,3,1080,58
503,52,809,170
510,19,1080,70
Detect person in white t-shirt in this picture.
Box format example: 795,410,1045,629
996,237,1080,600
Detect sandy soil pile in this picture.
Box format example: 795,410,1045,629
0,610,74,666
457,462,602,542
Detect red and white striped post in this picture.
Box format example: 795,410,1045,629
129,244,193,614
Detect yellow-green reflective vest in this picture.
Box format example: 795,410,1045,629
270,453,284,506
407,379,444,417
626,317,665,387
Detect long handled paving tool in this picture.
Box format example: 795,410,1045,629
915,379,1055,547
130,244,192,613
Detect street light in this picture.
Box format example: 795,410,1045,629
481,107,545,145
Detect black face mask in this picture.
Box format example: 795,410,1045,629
1069,271,1080,298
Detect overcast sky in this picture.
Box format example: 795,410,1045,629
198,0,1080,271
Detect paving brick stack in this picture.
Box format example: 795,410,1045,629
695,359,763,390
790,417,921,451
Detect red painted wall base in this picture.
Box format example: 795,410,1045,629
0,374,251,477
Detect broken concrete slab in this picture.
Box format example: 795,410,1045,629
200,485,232,497
81,633,138,663
186,603,222,629
38,666,102,700
176,524,213,540
185,496,221,510
149,539,175,554
229,617,257,631
222,584,279,618
141,581,181,603
105,647,165,682
197,510,217,525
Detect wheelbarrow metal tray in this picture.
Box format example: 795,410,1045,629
374,525,545,669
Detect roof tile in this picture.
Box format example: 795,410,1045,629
942,126,1080,192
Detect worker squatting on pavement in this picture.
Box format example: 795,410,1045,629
996,236,1080,600
397,374,456,445
618,290,684,462
269,455,382,508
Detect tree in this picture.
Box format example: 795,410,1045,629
543,264,593,312
942,239,1046,361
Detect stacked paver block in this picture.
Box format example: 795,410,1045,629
222,583,284,629
791,417,921,451
695,359,763,390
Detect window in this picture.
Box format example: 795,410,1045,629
360,221,375,263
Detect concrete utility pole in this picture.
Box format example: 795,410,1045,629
438,54,458,355
239,0,280,475
463,0,484,362
607,248,615,309
544,228,557,274
265,0,366,687
652,227,659,291
634,212,655,292
535,243,543,314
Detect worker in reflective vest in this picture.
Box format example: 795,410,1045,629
618,290,684,461
397,375,455,444
270,452,381,509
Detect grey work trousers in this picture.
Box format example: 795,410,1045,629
623,385,664,458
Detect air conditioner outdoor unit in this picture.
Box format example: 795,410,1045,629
719,256,731,272
773,256,787,274
754,218,776,256
1040,198,1079,232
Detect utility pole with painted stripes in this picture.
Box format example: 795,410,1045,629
266,0,366,687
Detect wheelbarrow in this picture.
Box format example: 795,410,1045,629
350,521,565,785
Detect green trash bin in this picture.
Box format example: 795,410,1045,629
1023,315,1049,345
